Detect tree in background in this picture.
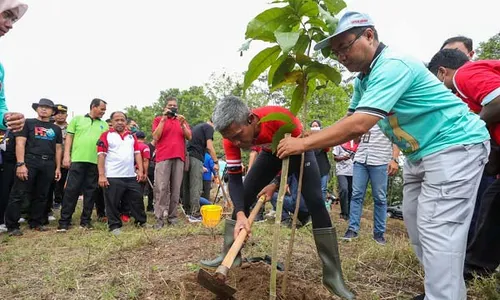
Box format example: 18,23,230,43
476,32,500,60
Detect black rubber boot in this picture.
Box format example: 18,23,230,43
200,219,242,268
313,227,355,299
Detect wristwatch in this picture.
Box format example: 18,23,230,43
16,162,25,167
392,158,399,163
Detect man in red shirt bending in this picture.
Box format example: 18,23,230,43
428,49,500,280
151,97,192,229
199,96,353,299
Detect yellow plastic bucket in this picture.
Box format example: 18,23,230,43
200,205,223,228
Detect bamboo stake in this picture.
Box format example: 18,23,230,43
269,134,291,300
282,59,310,294
281,152,305,294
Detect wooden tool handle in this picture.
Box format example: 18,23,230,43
219,196,266,269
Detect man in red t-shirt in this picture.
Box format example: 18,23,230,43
428,48,500,280
151,97,191,229
199,96,353,299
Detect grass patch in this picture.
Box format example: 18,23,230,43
0,199,498,299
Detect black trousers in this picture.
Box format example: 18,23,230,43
5,156,55,229
147,172,154,210
0,161,16,225
46,167,68,208
464,178,500,276
59,162,98,227
338,175,353,218
104,177,146,230
231,150,331,229
92,186,106,218
45,168,68,218
202,180,212,200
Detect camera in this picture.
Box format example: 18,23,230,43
164,108,178,117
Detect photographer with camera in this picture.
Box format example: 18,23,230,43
151,97,191,229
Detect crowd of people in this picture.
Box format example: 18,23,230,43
0,2,498,300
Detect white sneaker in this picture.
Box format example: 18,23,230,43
111,228,121,236
0,224,7,233
265,210,276,219
48,216,56,221
18,217,26,223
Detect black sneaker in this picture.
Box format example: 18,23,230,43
412,294,425,300
154,219,164,229
79,223,93,230
56,225,69,232
341,229,358,241
8,228,23,236
373,233,386,245
53,203,61,210
253,213,265,223
32,225,49,232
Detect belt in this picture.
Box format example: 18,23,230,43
27,153,54,161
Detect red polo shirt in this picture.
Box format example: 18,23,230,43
453,60,500,143
152,116,190,162
223,106,302,174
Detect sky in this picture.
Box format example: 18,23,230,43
0,0,498,120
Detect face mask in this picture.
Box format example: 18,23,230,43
131,126,138,133
311,127,321,131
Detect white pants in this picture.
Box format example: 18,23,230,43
403,142,489,300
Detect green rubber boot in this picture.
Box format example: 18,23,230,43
200,219,242,268
313,227,355,300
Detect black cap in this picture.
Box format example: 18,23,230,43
55,104,68,113
135,131,146,139
32,98,57,115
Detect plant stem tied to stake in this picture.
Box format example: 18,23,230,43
269,133,291,300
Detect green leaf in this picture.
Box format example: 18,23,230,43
274,32,300,54
323,0,347,15
271,123,297,153
318,5,338,34
271,56,296,90
290,84,305,115
243,45,282,90
306,62,341,85
259,112,293,124
296,53,311,66
268,54,287,87
284,70,303,84
306,17,329,31
294,34,310,54
321,47,332,58
298,1,319,17
245,7,292,41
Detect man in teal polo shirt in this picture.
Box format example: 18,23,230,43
277,12,490,300
58,98,108,231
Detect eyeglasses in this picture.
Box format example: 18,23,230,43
331,30,366,57
1,10,17,23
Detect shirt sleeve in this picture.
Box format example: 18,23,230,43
14,119,29,138
55,126,63,144
205,124,214,141
67,118,77,134
152,116,160,132
96,132,109,154
454,65,500,106
223,138,242,174
333,146,340,156
353,59,415,118
0,98,7,131
142,145,151,159
133,136,140,153
348,78,362,113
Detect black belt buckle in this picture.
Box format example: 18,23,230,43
41,155,50,160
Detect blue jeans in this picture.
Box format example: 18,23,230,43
271,193,309,220
320,174,329,202
348,162,388,235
